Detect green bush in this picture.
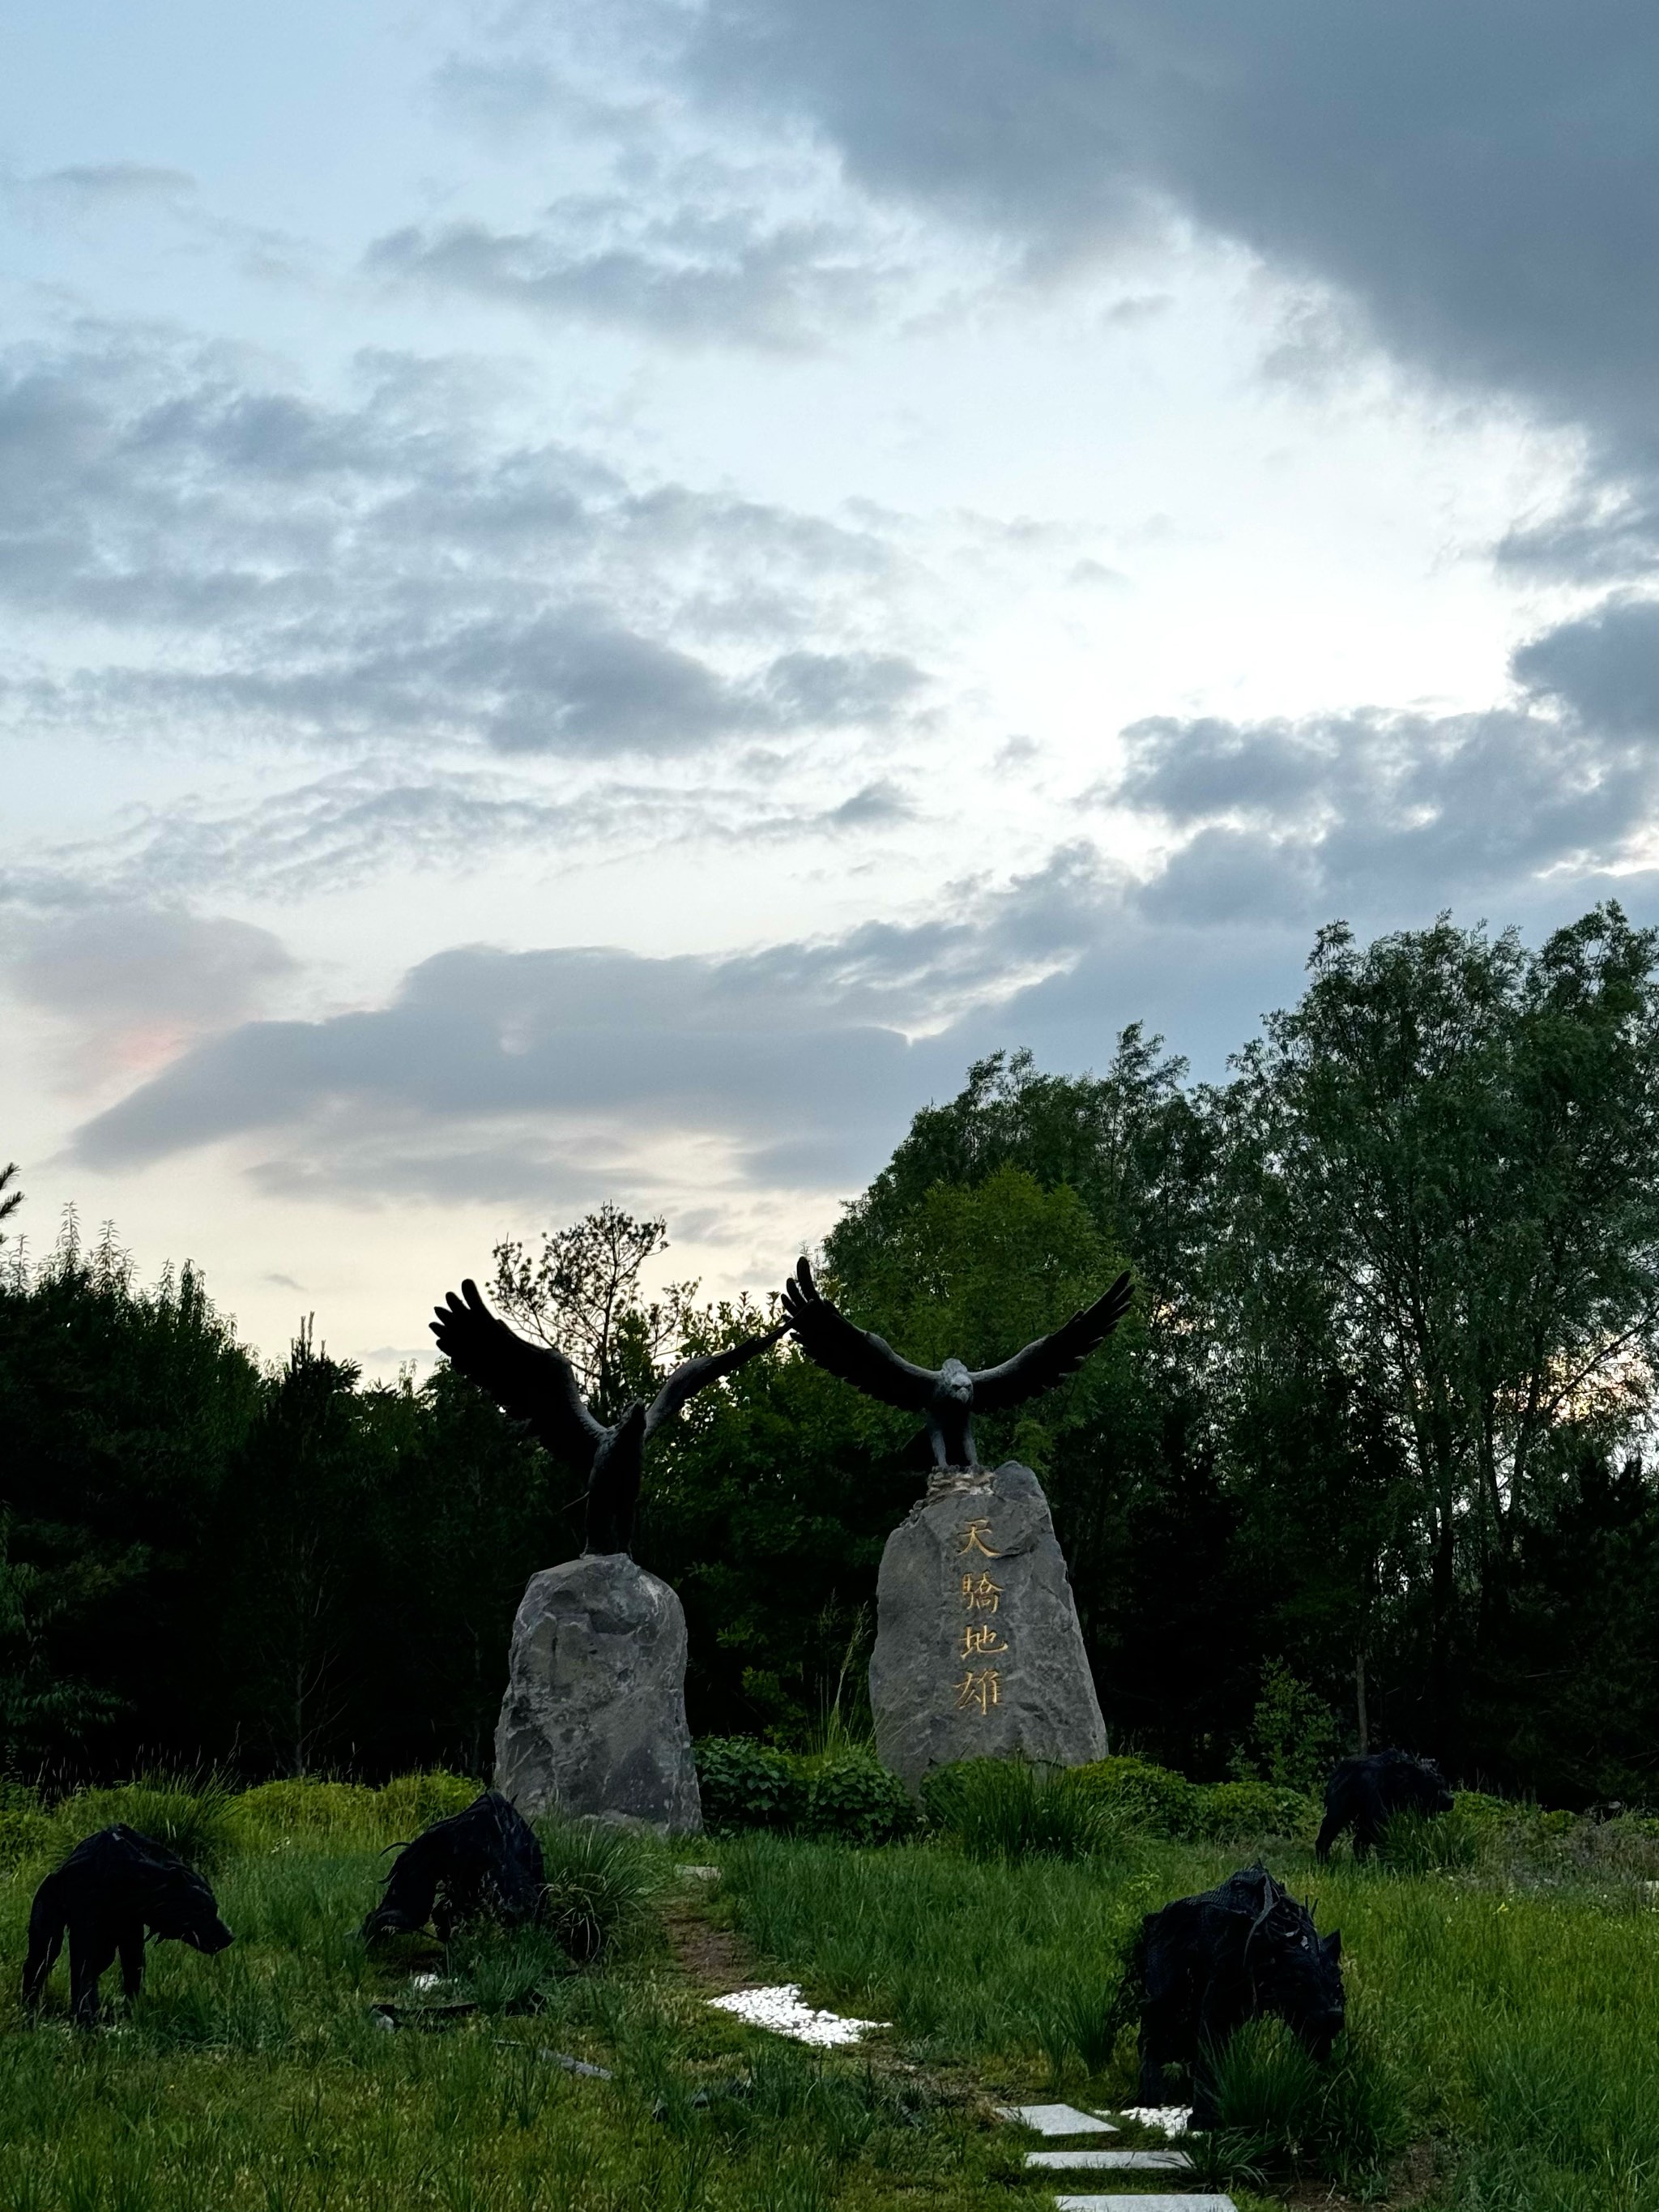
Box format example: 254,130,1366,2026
801,1751,915,1847
695,1737,808,1834
375,1770,480,1835
46,1773,237,1870
921,1757,1115,1861
234,1778,380,1840
1198,1779,1320,1846
1205,2015,1410,2193
1068,1755,1203,1838
1376,1804,1480,1873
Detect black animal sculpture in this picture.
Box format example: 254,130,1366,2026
780,1255,1133,1470
1120,1863,1344,2127
360,1791,546,1945
1316,1749,1454,1861
430,1279,786,1555
23,1825,233,2027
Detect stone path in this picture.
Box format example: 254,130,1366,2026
992,2103,1118,2135
994,2102,1230,2212
1051,2198,1236,2212
1026,2150,1192,2171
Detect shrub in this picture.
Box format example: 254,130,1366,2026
47,1773,237,1870
922,1758,1115,1861
801,1751,915,1847
234,1778,379,1841
696,1737,807,1834
1198,1779,1320,1846
1205,2015,1410,2193
376,1770,480,1835
533,1818,657,1964
1068,1756,1202,1839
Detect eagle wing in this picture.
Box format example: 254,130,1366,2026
968,1269,1134,1411
430,1279,605,1464
644,1320,790,1437
780,1257,938,1411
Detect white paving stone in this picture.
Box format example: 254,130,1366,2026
1052,2198,1235,2212
706,1984,886,2048
993,2103,1120,2136
1026,2149,1192,2171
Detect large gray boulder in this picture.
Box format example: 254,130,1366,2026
870,1461,1107,1794
494,1552,702,1834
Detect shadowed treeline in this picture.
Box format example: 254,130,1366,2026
6,903,1659,1800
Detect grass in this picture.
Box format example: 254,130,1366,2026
6,1776,1659,2208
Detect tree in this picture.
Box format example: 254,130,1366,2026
0,1163,21,1252
491,1203,698,1418
1213,906,1659,1750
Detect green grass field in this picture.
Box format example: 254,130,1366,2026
4,1778,1659,2210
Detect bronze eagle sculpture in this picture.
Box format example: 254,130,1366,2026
430,1279,785,1556
781,1255,1133,1471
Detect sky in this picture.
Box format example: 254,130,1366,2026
3,0,1657,1372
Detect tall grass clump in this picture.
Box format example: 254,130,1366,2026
922,1757,1119,1862
45,1772,238,1869
534,1817,658,1964
1376,1803,1479,1873
1198,2016,1411,2194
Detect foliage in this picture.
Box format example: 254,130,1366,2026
1234,1661,1341,1795
531,1817,659,1964
1068,1755,1205,1838
694,1738,913,1846
489,1202,699,1416
1197,1779,1320,1846
800,1751,915,1847
1204,2014,1412,2194
375,1769,480,1836
695,1736,808,1834
45,1770,239,1870
921,1757,1120,1861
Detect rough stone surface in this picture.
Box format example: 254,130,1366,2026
494,1552,701,1834
871,1463,1107,1793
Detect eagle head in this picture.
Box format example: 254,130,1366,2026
938,1357,974,1404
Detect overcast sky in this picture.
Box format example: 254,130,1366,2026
4,0,1657,1369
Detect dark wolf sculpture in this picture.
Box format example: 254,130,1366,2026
1316,1749,1453,1862
360,1790,545,1944
780,1254,1132,1470
23,1825,233,2026
1123,1863,1344,2126
431,1279,785,1555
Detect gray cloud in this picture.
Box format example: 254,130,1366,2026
368,203,897,351
0,328,923,764
66,847,1109,1198
2,903,297,1078
1513,598,1659,737
1117,678,1658,929
12,759,923,905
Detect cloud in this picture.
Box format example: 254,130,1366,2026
1512,597,1659,737
11,758,923,905
66,848,1111,1198
0,328,924,767
367,204,898,351
2,903,297,1078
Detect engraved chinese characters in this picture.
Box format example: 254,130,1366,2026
869,1460,1108,1794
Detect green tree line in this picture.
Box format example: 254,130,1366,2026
5,904,1659,1801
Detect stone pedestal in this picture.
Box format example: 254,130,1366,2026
869,1462,1107,1794
494,1552,702,1834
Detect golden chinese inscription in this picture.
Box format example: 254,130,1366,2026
954,1668,1001,1714
961,1571,1002,1612
959,1621,1008,1658
958,1518,1001,1557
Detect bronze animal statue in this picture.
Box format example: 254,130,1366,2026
430,1279,784,1554
780,1255,1132,1470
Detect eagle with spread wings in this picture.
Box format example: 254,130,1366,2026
430,1279,786,1557
781,1256,1133,1471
